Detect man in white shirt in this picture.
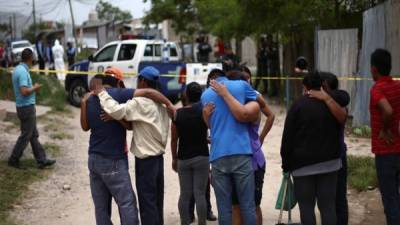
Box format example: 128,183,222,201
94,66,172,225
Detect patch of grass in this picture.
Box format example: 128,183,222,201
352,125,372,138
347,155,378,192
49,132,73,140
0,160,49,225
0,70,68,112
42,143,61,157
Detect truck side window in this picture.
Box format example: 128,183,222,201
117,44,137,61
170,46,178,57
144,45,153,57
94,45,117,62
154,44,162,57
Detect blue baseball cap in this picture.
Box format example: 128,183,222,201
139,66,160,81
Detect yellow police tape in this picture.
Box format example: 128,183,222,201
0,66,378,81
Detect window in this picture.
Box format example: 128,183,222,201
117,44,137,61
170,46,178,57
144,44,153,57
94,45,117,62
154,44,162,57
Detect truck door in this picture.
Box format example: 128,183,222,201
112,43,139,89
88,44,118,74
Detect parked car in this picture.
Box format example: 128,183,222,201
10,40,37,65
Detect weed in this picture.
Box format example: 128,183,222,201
347,155,378,192
0,160,49,225
42,143,62,157
49,132,73,140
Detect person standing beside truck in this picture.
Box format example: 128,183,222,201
66,42,77,66
8,48,56,169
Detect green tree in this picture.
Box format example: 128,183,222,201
22,22,52,43
96,0,133,22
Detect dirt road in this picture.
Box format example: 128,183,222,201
5,105,384,225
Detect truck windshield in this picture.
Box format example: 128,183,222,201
13,43,30,49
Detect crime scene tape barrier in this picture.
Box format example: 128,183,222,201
0,66,380,81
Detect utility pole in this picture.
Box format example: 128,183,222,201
13,13,16,38
68,0,78,48
32,0,37,36
9,16,13,39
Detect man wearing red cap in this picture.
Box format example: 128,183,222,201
94,66,174,225
81,66,174,225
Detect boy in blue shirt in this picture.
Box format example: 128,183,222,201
8,48,56,169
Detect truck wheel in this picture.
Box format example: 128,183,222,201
68,79,87,107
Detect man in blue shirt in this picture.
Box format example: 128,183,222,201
201,69,259,225
81,67,174,225
8,48,56,169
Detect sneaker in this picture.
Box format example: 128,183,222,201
38,159,56,169
207,211,217,221
8,159,26,170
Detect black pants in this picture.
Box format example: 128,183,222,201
38,57,45,74
293,171,338,225
336,155,348,225
375,154,400,225
10,105,47,163
135,155,164,225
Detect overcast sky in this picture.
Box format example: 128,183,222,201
0,0,150,25
45,0,151,25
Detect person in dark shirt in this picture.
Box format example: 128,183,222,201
280,73,342,225
308,72,350,225
66,42,76,66
171,82,210,225
81,73,140,225
81,69,174,225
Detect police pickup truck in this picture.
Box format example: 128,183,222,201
65,39,222,106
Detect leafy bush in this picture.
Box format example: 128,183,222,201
347,155,378,192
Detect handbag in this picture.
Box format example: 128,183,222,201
275,172,301,225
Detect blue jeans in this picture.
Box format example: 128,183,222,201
211,155,256,225
375,153,400,225
88,154,139,225
135,155,164,225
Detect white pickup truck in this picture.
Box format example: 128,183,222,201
65,38,221,106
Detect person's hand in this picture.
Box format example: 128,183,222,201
210,80,229,97
33,83,42,91
204,103,215,118
100,111,114,122
307,87,330,101
167,104,177,119
81,91,93,104
172,159,178,173
92,78,105,95
379,129,394,145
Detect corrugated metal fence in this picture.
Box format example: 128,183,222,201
316,0,400,127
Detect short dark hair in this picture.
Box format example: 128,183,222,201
186,82,202,103
240,66,252,77
371,49,391,76
303,72,322,90
21,48,33,62
138,75,158,89
94,74,119,88
226,70,247,81
296,57,308,70
319,72,339,90
206,69,225,87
